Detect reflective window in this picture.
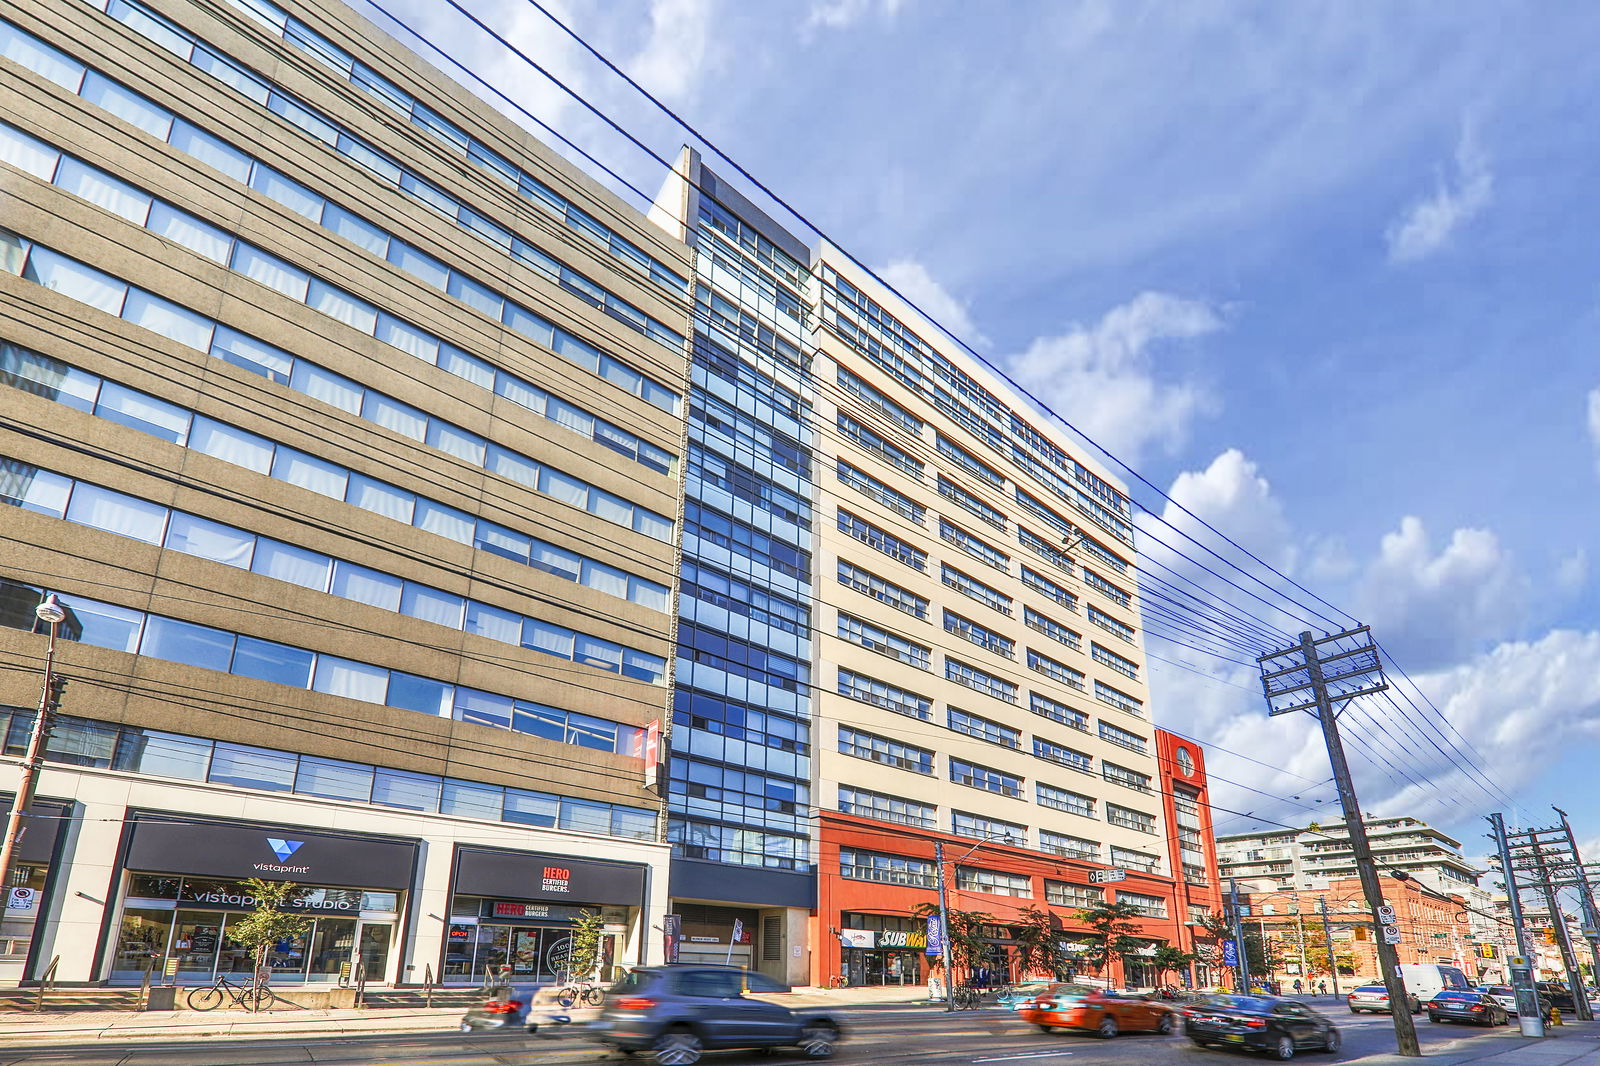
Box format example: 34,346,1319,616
330,562,402,611
139,616,235,672
209,742,296,791
230,634,314,688
94,382,188,443
65,483,166,543
312,656,388,704
252,540,331,590
295,755,374,801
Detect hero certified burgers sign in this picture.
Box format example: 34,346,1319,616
455,846,646,905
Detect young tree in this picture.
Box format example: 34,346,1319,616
226,879,310,1007
1302,923,1358,977
1151,945,1197,987
1012,906,1068,978
1192,911,1234,977
1074,900,1147,978
566,909,608,982
1245,932,1287,980
912,902,994,980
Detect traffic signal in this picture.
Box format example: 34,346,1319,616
1542,928,1558,945
1353,927,1369,942
43,675,67,713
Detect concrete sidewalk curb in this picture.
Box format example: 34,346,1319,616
0,986,936,1045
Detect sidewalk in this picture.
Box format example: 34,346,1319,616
0,984,930,1044
1363,1019,1600,1065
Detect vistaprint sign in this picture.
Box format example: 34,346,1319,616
184,886,363,912
123,819,417,891
254,838,309,875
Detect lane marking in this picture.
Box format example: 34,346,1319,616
973,1053,1076,1062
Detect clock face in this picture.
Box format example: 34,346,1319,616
1176,748,1195,776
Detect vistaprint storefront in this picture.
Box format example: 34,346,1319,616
9,764,670,988
110,816,417,985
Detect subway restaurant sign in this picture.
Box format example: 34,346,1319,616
877,929,927,949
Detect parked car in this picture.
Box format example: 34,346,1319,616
1426,990,1509,1027
1346,984,1420,1014
1184,994,1341,1060
1474,985,1520,1014
997,983,1059,1011
459,982,543,1034
588,964,842,1065
1397,963,1471,1004
1535,982,1578,1011
1016,984,1177,1038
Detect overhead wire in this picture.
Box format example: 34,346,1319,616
493,0,1360,636
9,0,1523,851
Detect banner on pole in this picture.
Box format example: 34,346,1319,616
925,916,943,956
1222,939,1239,967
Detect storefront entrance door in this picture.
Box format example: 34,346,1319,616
357,922,391,981
172,913,224,979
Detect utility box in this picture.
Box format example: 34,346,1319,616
1509,959,1544,1038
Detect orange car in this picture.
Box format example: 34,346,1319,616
1016,984,1177,1038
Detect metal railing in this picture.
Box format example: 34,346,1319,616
33,955,60,1012
422,963,434,1008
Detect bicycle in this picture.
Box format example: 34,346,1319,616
186,973,272,1011
953,987,981,1010
555,981,605,1008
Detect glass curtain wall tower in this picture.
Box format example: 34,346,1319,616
651,149,816,981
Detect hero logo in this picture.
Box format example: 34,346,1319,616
254,838,310,875
541,866,571,893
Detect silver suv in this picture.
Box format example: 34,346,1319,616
589,964,843,1064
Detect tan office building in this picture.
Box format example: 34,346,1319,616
0,0,688,987
810,248,1188,988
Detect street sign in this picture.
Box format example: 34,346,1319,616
1381,924,1401,946
1088,868,1127,884
1431,933,1448,939
1377,905,1397,924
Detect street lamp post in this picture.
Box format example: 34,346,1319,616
0,594,67,899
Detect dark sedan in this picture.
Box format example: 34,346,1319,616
1184,994,1340,1060
1426,990,1508,1026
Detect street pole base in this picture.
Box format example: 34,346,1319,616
1518,1015,1546,1038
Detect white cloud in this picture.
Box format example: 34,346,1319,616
1557,549,1589,594
628,0,717,104
1386,122,1494,263
803,0,906,34
1586,388,1600,476
1009,292,1221,465
1162,449,1296,576
1354,516,1529,669
878,258,988,349
1362,630,1600,824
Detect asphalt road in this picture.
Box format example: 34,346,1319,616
0,1000,1522,1066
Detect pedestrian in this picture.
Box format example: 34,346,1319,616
1293,978,1303,995
1318,980,1328,996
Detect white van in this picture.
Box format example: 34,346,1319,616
1398,964,1471,1002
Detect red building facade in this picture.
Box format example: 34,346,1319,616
811,728,1225,989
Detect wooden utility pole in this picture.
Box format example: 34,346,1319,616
1258,628,1419,1056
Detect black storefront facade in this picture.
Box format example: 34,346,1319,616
0,795,71,983
104,813,419,985
445,844,648,985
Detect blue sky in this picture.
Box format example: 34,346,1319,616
370,0,1600,856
